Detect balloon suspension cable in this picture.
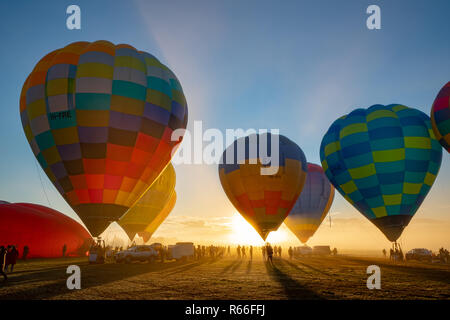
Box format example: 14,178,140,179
401,236,406,250
35,158,51,206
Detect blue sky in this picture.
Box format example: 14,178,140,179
0,0,449,247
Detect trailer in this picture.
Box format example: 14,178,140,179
296,245,312,256
167,242,195,261
312,245,331,255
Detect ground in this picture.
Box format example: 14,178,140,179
0,254,449,300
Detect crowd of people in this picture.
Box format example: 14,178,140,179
194,245,227,260
438,248,449,263
0,245,20,281
187,243,341,265
382,245,405,261
236,245,255,259
261,244,282,263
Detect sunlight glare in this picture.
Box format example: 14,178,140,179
229,213,288,245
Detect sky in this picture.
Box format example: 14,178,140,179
0,0,449,252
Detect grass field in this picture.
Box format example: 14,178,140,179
0,254,449,300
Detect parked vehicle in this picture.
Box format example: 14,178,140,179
405,248,432,262
312,245,331,255
167,242,195,261
296,245,312,255
149,243,163,251
115,245,159,263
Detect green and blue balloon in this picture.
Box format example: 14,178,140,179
320,104,442,242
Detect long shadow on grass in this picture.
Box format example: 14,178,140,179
230,260,243,273
163,259,212,276
9,265,87,277
293,257,331,276
222,259,241,274
278,259,312,274
246,260,252,274
0,259,210,300
343,256,450,284
265,260,323,300
208,257,221,264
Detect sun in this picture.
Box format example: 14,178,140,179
228,213,288,246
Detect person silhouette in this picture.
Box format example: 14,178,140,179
22,245,29,260
266,244,274,265
7,246,19,272
0,246,7,281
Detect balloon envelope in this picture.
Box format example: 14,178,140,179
285,163,334,244
138,191,177,243
0,202,92,258
119,163,176,240
20,41,188,236
219,133,308,240
320,104,442,242
431,81,450,153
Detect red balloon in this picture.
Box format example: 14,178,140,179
0,203,92,258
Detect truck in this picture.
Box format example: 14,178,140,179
296,245,313,256
115,245,159,263
167,242,195,261
312,245,331,255
405,248,433,262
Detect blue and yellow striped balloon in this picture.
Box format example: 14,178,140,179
320,104,442,242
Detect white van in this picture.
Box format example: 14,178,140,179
296,245,313,256
167,242,195,261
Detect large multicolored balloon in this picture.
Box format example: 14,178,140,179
284,163,334,244
320,104,442,242
20,41,188,237
138,191,177,243
119,163,176,240
430,82,450,153
219,133,308,240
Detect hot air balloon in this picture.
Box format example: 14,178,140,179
219,133,308,240
138,191,177,243
320,104,442,242
20,41,188,237
430,81,450,153
118,163,176,241
0,202,92,258
284,163,335,244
